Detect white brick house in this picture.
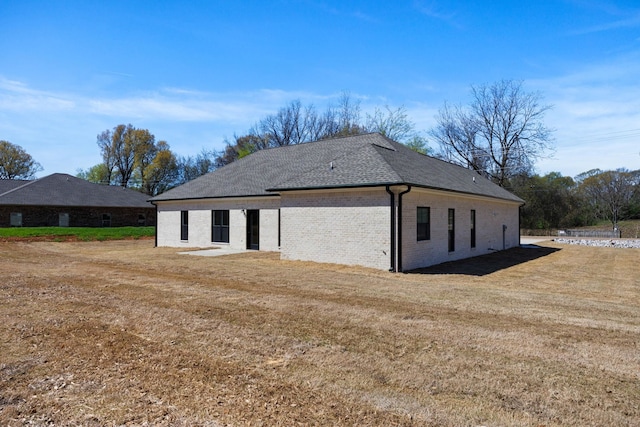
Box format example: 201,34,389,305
150,133,524,272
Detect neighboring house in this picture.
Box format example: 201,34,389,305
151,133,524,272
0,173,156,227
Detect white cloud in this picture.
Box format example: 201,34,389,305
412,0,462,29
569,3,640,35
0,78,367,175
529,56,640,176
0,77,76,112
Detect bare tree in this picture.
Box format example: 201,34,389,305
177,148,218,183
212,91,423,168
331,91,365,137
431,102,489,174
366,105,415,142
431,80,554,186
0,140,42,179
577,168,640,230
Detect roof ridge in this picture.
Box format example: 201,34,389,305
270,135,402,189
369,133,399,151
268,138,370,188
0,177,39,198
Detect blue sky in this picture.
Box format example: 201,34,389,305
1,0,639,179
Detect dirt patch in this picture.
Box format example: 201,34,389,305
1,240,638,426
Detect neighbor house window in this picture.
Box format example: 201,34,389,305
212,210,229,243
448,209,455,252
470,210,476,248
138,214,146,226
102,213,111,227
181,211,189,241
417,207,430,241
10,212,22,227
59,213,69,227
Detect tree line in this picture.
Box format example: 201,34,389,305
78,92,429,195
214,93,428,167
2,80,638,231
509,169,640,232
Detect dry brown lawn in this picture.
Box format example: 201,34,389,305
1,240,638,426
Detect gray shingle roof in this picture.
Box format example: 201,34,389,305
151,133,523,204
0,173,154,208
0,179,29,194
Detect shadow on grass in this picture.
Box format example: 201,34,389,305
406,245,561,276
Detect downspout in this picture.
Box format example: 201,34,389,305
518,205,521,246
153,203,158,247
385,186,396,272
397,185,412,273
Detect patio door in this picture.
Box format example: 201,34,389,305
246,209,259,250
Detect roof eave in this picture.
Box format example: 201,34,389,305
150,193,281,203
266,182,402,192
269,181,524,204
407,183,525,204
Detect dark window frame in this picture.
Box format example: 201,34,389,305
417,206,430,241
10,212,22,227
448,208,455,252
59,212,69,227
212,209,230,243
180,210,189,241
470,209,476,248
102,213,112,227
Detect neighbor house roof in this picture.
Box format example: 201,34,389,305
0,173,154,208
151,133,524,204
0,179,29,194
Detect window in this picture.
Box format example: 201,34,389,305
212,210,230,243
181,211,189,241
138,214,146,226
59,213,69,227
470,210,476,248
10,212,22,227
448,209,455,252
417,207,430,241
102,213,111,227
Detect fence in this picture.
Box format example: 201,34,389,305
558,229,621,238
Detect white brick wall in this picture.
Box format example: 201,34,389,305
155,197,280,250
280,188,391,270
155,187,521,272
400,188,521,271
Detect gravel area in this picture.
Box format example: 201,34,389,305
554,238,640,249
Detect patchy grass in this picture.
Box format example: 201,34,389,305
0,240,638,426
0,226,155,242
